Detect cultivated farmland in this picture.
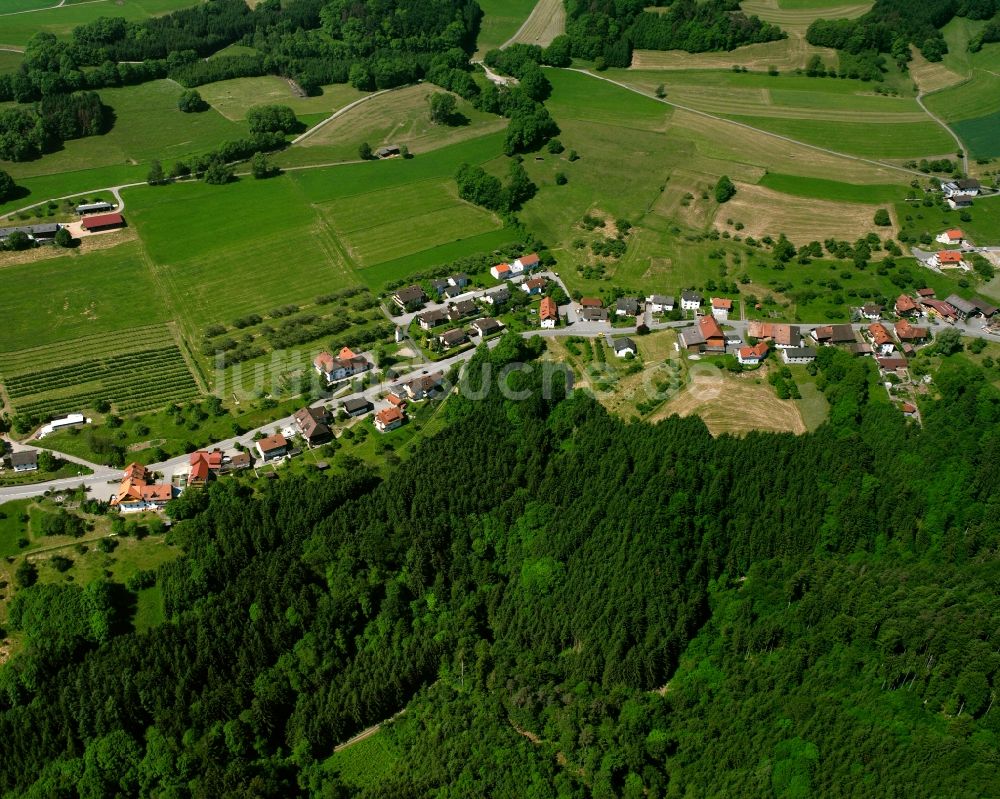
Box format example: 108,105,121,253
0,323,199,418
504,0,565,48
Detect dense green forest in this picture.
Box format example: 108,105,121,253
807,0,1000,65
564,0,785,68
0,335,998,797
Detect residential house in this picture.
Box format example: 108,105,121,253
405,373,444,400
580,297,603,309
482,286,510,307
294,406,332,446
947,195,974,210
540,296,558,328
615,296,640,317
867,322,895,356
738,341,769,366
448,273,469,288
773,324,801,349
392,285,427,310
680,315,725,352
111,463,172,511
943,178,981,197
860,304,883,321
188,449,223,486
646,294,674,313
612,337,636,357
846,342,873,356
581,307,609,323
417,309,448,330
443,285,464,300
375,406,405,432
490,263,511,280
342,397,374,417
894,319,929,343
521,277,547,295
936,229,965,245
314,351,370,383
680,291,702,311
256,433,288,462
944,294,978,320
902,402,918,418
10,450,38,472
447,299,478,322
431,278,450,296
932,250,966,269
711,298,733,321
472,317,504,337
782,347,817,364
386,393,406,408
877,356,908,373
511,253,540,274
894,294,919,316
439,328,468,349
811,324,857,345
221,452,253,472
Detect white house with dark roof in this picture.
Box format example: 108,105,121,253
680,291,702,311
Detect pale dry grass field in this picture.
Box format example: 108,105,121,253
506,0,565,47
908,47,967,94
650,369,806,436
713,181,895,240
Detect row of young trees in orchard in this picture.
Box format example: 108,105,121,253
0,335,999,797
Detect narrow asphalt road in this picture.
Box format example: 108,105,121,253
916,90,969,175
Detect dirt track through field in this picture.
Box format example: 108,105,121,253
502,0,564,48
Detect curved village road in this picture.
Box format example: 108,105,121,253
4,299,999,503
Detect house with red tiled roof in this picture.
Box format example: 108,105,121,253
894,319,929,343
490,263,511,280
916,288,935,298
580,297,603,308
314,351,370,383
680,315,725,353
921,298,957,321
256,433,288,462
511,253,540,274
81,212,125,232
188,449,223,486
737,341,769,366
894,294,919,316
540,296,558,328
375,406,405,432
935,229,964,245
867,322,895,356
931,249,966,269
902,402,918,417
711,297,733,321
112,463,173,511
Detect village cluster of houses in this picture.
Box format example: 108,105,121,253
109,449,253,512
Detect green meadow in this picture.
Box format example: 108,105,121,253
758,173,905,204
475,0,542,54
0,0,200,46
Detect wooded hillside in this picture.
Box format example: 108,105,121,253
0,337,998,797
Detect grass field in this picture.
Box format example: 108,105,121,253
505,0,564,48
758,173,904,203
475,0,538,55
716,182,894,241
631,36,836,73
953,112,1000,159
296,84,506,161
198,77,369,122
0,80,246,185
0,0,201,46
651,365,807,436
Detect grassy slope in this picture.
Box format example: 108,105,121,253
475,0,538,55
0,0,199,46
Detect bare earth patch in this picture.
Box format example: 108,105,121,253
714,181,895,241
650,369,806,436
